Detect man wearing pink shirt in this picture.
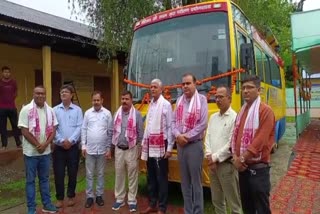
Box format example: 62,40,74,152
172,73,208,214
0,66,21,149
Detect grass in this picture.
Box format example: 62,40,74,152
0,162,219,213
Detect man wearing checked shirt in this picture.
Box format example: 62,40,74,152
53,84,83,208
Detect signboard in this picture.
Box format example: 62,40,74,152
134,2,227,30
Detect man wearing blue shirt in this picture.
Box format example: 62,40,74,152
53,85,83,208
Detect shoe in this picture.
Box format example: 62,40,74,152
95,196,104,206
67,197,75,207
42,204,58,213
1,147,7,150
27,208,36,214
85,198,94,208
16,145,22,149
129,203,137,212
140,206,158,214
157,211,165,214
112,201,125,210
55,200,63,208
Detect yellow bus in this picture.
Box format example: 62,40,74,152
125,0,286,186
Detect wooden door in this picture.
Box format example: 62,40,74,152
34,70,62,106
94,76,111,110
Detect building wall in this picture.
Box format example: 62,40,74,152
0,42,115,114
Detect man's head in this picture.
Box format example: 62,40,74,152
91,91,104,111
1,66,11,80
121,90,133,112
241,75,261,105
33,86,46,107
215,86,232,113
150,79,163,100
59,84,74,104
182,73,197,99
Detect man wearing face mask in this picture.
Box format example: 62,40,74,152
111,90,144,212
172,73,208,214
81,91,113,208
140,79,174,214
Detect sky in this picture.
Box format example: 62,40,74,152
295,0,320,11
6,0,320,23
6,0,87,23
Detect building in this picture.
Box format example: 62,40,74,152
0,0,124,113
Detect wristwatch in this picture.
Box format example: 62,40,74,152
240,155,245,163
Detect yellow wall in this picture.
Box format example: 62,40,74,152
0,42,119,114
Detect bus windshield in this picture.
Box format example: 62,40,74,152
128,12,231,101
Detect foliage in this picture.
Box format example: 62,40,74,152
230,0,295,68
72,0,296,71
70,0,162,58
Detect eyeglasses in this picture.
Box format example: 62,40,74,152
60,90,71,95
215,95,226,100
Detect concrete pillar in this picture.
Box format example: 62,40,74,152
42,46,52,106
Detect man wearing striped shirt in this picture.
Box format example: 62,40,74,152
81,91,113,208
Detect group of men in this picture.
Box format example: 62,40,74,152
1,65,275,214
205,75,275,214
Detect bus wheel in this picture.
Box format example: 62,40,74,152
271,143,278,154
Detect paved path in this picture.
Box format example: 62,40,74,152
271,120,320,213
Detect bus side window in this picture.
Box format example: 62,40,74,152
254,46,264,82
270,59,282,88
264,54,272,84
236,29,247,93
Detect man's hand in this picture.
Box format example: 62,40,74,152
233,155,247,172
137,145,142,160
62,139,72,150
164,151,172,159
82,149,86,158
176,134,188,147
105,150,112,160
206,155,218,172
36,143,48,154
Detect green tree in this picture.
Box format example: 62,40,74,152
231,0,295,68
70,0,161,58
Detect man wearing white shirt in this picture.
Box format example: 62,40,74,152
140,79,174,214
18,86,58,214
81,91,113,208
204,86,241,214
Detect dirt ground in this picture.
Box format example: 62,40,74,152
0,123,296,213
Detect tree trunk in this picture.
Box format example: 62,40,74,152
182,0,196,6
164,0,172,10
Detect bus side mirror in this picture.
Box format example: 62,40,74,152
123,56,129,78
123,66,128,77
240,43,254,72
